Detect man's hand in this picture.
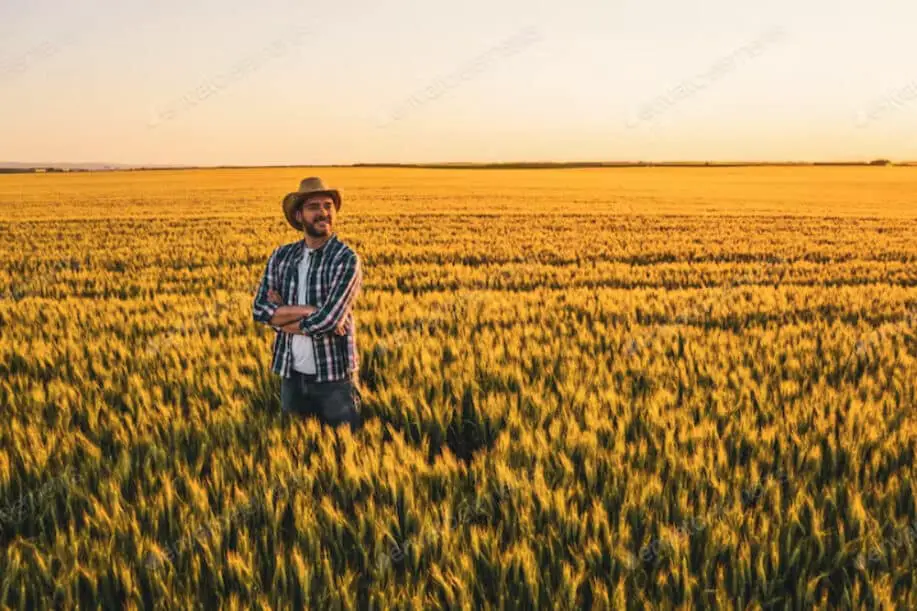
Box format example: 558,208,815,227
268,289,348,335
335,307,353,336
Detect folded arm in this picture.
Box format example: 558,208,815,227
252,247,355,337
297,253,361,336
270,291,348,336
269,300,316,327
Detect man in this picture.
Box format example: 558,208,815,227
252,177,363,430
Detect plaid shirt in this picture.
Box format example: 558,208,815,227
252,234,362,382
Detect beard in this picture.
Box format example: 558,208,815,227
303,217,331,237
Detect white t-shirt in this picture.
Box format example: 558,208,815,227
291,246,317,374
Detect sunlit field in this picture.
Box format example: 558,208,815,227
1,167,916,609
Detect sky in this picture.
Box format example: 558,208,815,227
1,0,915,165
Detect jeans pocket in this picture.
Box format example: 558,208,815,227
280,376,297,413
312,381,354,423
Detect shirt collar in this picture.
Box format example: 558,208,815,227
297,233,336,262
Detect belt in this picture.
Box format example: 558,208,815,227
293,371,352,385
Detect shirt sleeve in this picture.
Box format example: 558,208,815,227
252,247,281,325
298,252,361,336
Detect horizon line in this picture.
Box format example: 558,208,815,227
1,158,913,172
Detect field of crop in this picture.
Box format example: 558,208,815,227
1,166,916,609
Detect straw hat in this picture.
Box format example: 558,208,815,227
282,177,342,230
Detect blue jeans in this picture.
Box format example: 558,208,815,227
281,372,363,431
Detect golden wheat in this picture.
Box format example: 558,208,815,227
0,167,915,609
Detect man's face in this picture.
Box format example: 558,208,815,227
297,194,336,237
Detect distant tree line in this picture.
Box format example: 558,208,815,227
0,167,81,174
352,160,907,170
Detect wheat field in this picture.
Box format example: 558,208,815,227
1,167,916,609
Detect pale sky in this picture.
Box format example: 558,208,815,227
1,0,915,165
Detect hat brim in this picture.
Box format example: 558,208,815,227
282,189,341,230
